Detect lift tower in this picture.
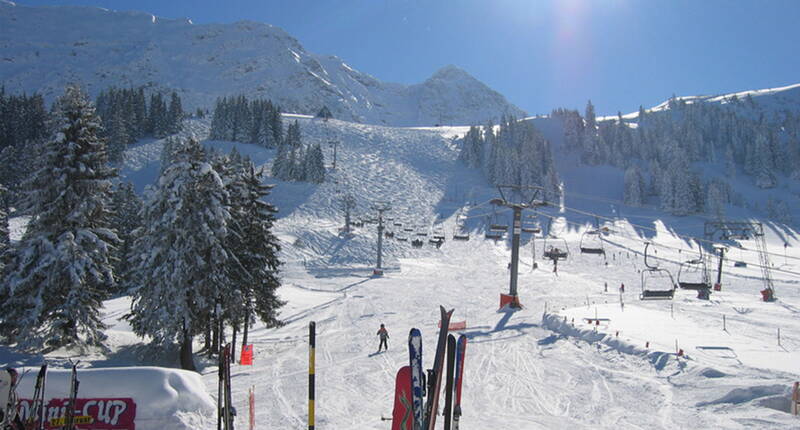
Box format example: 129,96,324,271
371,202,391,276
491,185,547,308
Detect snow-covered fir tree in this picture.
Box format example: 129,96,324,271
209,95,283,148
458,116,559,194
128,137,234,370
303,143,326,183
109,181,142,293
1,85,117,352
225,160,284,349
623,165,646,206
457,126,483,169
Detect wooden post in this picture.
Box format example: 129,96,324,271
309,321,316,430
723,314,726,331
249,386,255,430
792,382,799,415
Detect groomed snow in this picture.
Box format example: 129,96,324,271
4,114,800,428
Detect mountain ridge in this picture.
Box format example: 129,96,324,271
0,2,525,126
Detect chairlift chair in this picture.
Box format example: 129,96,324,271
384,231,395,238
411,239,424,248
485,231,504,241
396,236,408,242
640,269,676,300
677,258,711,290
543,236,569,260
677,244,711,290
453,233,470,241
490,224,509,232
640,242,676,300
579,229,605,255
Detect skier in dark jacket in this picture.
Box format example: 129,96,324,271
376,324,389,352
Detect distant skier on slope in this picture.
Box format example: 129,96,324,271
376,324,389,352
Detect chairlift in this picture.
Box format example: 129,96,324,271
677,250,711,290
543,236,569,260
521,226,541,234
403,227,414,232
485,231,504,241
411,239,424,248
453,233,470,241
396,236,408,242
393,222,403,227
579,229,605,255
490,224,509,232
417,231,428,237
640,243,676,300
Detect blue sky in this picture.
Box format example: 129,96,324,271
14,0,800,116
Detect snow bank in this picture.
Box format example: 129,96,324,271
542,312,678,371
16,366,214,430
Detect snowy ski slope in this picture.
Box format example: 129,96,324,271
4,114,800,428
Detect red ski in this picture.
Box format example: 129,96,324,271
391,366,414,430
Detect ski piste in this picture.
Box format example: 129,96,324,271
452,335,467,430
408,328,424,430
423,305,453,430
27,364,47,430
390,366,413,430
442,334,456,430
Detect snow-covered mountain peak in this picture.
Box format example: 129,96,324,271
427,64,474,81
0,4,523,126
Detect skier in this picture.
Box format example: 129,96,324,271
0,368,24,430
376,324,389,352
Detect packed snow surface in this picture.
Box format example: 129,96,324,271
4,115,800,429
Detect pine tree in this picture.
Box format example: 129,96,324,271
303,143,326,183
316,105,333,120
1,85,117,351
107,108,130,164
167,91,184,135
707,180,726,220
457,126,483,169
623,165,645,206
128,137,234,370
109,182,142,294
226,161,284,348
754,131,776,188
